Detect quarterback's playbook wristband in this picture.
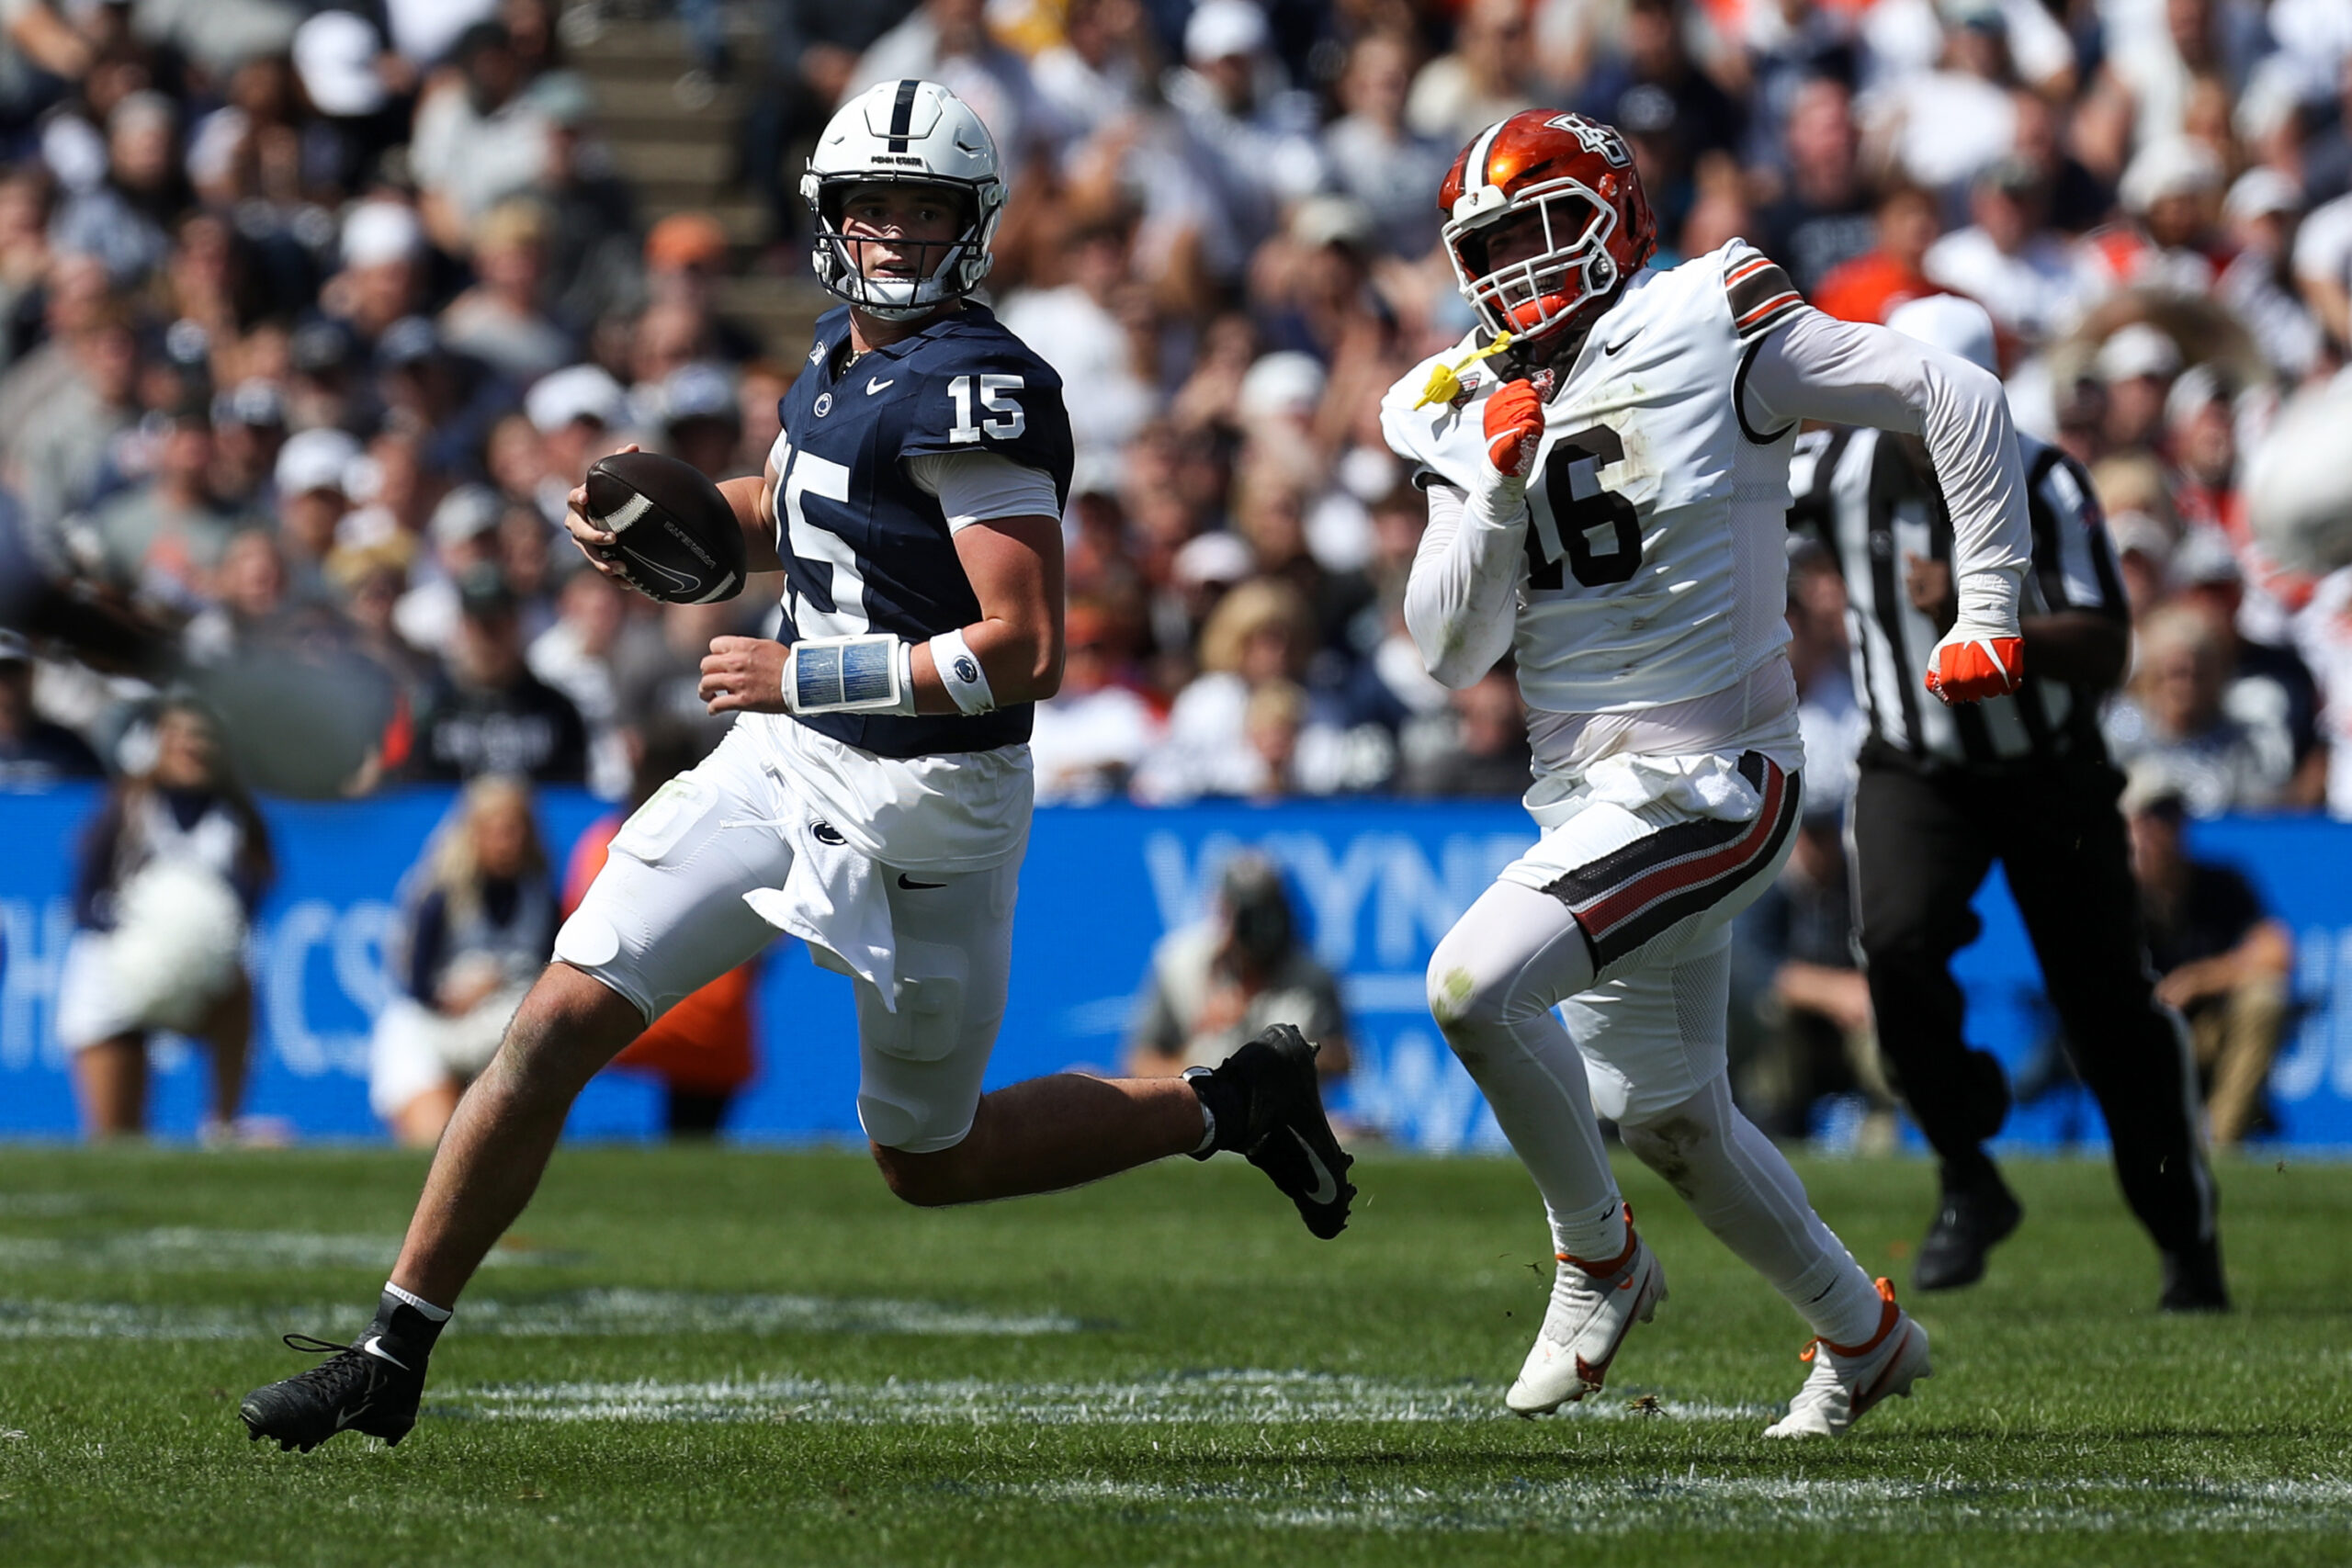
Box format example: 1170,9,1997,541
929,627,998,716
787,634,918,716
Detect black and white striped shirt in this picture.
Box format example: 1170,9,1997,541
1788,425,2128,770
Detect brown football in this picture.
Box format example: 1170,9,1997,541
582,451,746,605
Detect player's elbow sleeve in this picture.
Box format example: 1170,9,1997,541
1409,614,1493,689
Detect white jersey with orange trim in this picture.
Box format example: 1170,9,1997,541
1381,239,1808,719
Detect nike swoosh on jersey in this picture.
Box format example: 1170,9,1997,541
1602,335,1631,355
897,873,945,890
1289,1128,1340,1205
865,378,895,395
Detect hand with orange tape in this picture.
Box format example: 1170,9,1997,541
1922,570,2025,704
1481,378,1546,483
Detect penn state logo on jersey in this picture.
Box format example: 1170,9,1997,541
769,302,1074,760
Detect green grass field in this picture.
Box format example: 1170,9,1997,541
1,1144,2347,1566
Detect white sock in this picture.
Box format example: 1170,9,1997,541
1549,1192,1627,1267
383,1281,452,1322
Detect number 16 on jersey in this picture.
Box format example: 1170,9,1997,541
1526,423,1645,591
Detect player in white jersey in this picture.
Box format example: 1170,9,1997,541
240,80,1354,1456
1384,109,2032,1438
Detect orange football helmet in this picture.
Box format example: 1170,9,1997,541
1438,110,1658,346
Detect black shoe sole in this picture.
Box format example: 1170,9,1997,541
240,1412,414,1451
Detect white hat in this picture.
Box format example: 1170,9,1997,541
1238,351,1326,424
1290,194,1377,252
109,89,176,138
1885,294,1998,376
1173,530,1255,589
295,10,389,118
2119,136,2223,216
2223,167,2302,222
526,363,628,434
2094,322,2182,383
2163,362,2229,427
341,199,423,268
429,484,504,547
660,362,738,426
2108,509,2174,563
1186,0,1269,62
2169,525,2243,588
274,427,362,496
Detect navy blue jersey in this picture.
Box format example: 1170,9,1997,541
772,302,1073,759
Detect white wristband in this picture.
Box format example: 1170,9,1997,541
786,634,918,716
929,626,998,716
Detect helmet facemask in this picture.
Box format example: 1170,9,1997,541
805,175,1000,322
1444,177,1623,345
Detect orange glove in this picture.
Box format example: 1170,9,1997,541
1923,629,2025,704
1482,378,1545,480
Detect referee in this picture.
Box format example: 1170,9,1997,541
1787,295,2225,1312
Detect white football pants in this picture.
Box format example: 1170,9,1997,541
1426,762,1883,1345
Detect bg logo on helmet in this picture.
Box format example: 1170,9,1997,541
1546,114,1631,168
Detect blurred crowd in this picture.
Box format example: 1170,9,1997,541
0,0,2346,820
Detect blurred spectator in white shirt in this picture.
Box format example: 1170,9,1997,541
2076,136,2226,304
1031,0,1152,140
1408,0,1543,150
1322,30,1453,261
527,566,631,799
1164,0,1326,265
1924,158,2086,347
2106,601,2292,816
50,89,182,288
850,0,1060,169
999,207,1159,462
1867,4,2019,197
525,362,628,493
2217,169,2323,381
2291,189,2352,354
1031,602,1160,804
2079,0,2269,180
439,197,574,384
321,198,428,357
394,485,504,660
272,426,361,603
410,20,554,252
2091,321,2184,453
1135,574,1315,803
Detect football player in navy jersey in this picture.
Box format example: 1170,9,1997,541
240,80,1355,1455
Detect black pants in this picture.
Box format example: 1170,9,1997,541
1851,751,2214,1256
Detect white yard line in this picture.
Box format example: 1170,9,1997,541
0,1229,566,1271
994,1473,2352,1535
443,1371,1767,1427
0,1290,1080,1341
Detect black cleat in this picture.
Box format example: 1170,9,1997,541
1912,1170,2024,1292
240,1334,425,1452
2158,1239,2231,1313
1186,1022,1357,1239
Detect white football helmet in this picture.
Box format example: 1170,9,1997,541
802,79,1006,321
